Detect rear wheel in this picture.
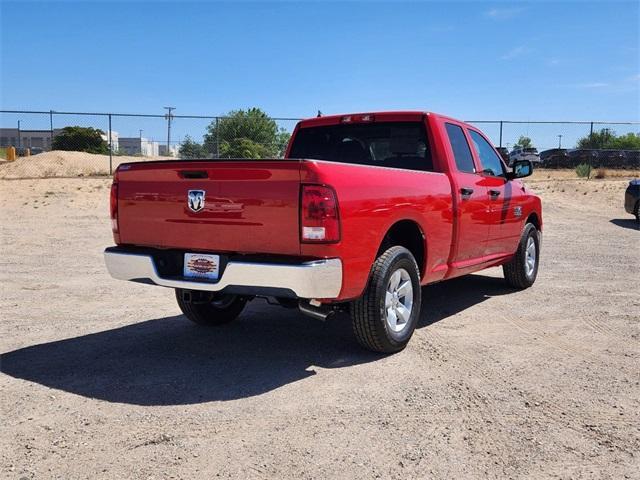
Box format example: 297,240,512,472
350,246,422,353
503,223,540,289
634,201,639,224
175,289,247,325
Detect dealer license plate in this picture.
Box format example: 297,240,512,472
183,253,220,281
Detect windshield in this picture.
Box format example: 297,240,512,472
288,121,434,171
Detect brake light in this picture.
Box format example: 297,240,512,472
341,114,375,123
110,171,119,235
301,184,340,243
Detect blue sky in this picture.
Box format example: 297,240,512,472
1,0,639,149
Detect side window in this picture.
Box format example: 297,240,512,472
469,130,506,177
445,123,475,173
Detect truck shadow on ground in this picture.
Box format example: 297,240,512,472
1,274,512,406
609,218,639,231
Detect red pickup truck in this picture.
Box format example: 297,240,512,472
105,111,542,353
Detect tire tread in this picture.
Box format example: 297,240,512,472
351,246,420,353
175,290,246,325
503,223,539,289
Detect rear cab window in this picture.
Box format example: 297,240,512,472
288,121,435,172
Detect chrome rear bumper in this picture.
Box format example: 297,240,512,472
104,249,342,299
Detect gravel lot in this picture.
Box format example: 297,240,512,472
1,173,638,479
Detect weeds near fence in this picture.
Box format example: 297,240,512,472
594,168,607,179
576,163,592,178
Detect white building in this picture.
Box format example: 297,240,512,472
159,144,179,157
0,127,119,152
119,137,159,156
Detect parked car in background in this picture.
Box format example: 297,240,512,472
568,149,640,169
540,148,569,168
14,146,44,156
105,111,542,353
509,146,540,166
625,179,640,223
496,147,510,164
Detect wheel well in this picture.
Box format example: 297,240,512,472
526,212,541,231
377,220,425,277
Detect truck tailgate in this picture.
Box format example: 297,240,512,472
116,160,302,255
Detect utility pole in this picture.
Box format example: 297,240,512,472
139,129,143,155
557,134,562,149
164,106,175,156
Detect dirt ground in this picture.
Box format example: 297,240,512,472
0,171,638,479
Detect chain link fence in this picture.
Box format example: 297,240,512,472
1,110,638,179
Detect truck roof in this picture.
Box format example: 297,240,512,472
297,111,460,128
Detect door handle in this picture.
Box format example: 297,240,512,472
489,189,501,198
460,187,474,196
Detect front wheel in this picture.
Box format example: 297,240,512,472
503,223,540,289
350,246,422,353
175,289,247,326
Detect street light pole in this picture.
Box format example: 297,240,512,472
164,106,175,156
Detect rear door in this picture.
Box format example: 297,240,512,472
443,122,490,265
116,160,302,255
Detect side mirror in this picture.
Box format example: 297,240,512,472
508,160,533,179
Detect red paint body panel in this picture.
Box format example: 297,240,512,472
112,111,542,302
299,160,453,300
117,161,303,255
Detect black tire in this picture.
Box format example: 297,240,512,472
634,201,639,225
503,223,540,289
175,289,247,326
350,246,422,353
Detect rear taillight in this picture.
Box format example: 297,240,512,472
301,184,340,243
110,176,118,234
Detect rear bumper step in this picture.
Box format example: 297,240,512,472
104,249,342,299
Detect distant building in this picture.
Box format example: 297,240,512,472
101,131,119,152
119,137,159,156
159,144,179,157
0,127,119,152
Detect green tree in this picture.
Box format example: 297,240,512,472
203,108,290,158
609,132,640,150
577,128,613,149
179,135,207,159
275,129,292,157
514,136,533,149
52,126,109,154
577,129,640,150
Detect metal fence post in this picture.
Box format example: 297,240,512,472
499,121,503,148
49,110,54,149
215,117,220,158
108,114,113,175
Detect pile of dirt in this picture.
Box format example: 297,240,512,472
0,150,174,179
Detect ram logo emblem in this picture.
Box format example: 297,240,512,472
514,206,522,217
188,190,205,212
